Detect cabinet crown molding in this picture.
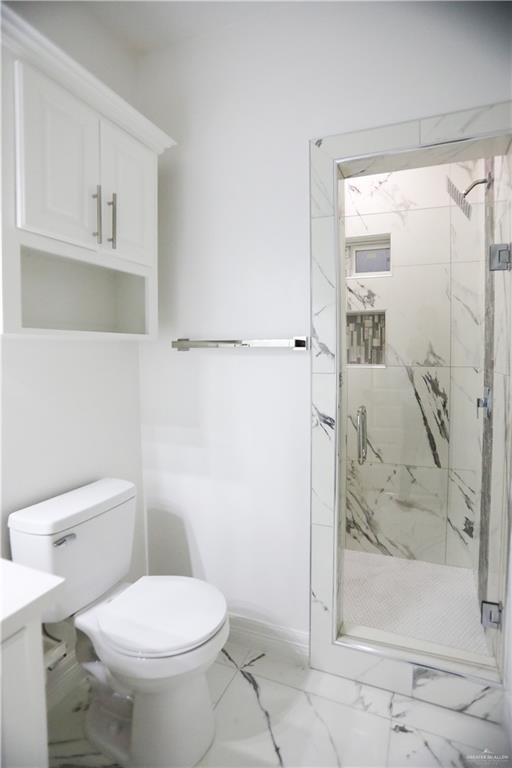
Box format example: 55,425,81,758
1,6,175,154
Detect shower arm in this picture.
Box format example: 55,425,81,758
463,171,493,199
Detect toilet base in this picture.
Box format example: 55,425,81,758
84,673,132,766
129,671,215,768
85,668,215,768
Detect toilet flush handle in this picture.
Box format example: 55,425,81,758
53,533,77,547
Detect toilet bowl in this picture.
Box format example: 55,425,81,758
76,575,229,768
7,479,229,768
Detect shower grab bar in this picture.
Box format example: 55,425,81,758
171,336,309,351
357,405,367,465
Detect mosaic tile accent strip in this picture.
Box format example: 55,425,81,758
347,311,385,365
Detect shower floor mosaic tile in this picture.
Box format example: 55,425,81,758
48,639,511,768
343,550,490,657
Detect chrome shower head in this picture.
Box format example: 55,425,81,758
446,170,493,221
462,171,493,199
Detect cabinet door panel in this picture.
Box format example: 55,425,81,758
101,121,156,265
15,62,100,249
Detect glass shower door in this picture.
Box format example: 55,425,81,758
338,147,511,667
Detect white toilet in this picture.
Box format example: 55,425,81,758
8,479,229,768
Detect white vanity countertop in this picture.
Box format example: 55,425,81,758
1,559,64,639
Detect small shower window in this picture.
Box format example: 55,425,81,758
347,235,391,277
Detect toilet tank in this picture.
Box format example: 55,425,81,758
8,479,136,622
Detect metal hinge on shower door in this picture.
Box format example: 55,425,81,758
476,387,492,418
481,601,502,629
490,243,511,271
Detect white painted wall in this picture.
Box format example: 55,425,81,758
134,2,512,637
1,8,145,578
1,338,146,577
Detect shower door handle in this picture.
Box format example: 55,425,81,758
357,405,367,465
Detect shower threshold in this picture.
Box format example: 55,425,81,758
340,551,497,674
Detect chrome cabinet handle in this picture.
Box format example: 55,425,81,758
357,405,367,465
92,184,102,244
107,192,117,249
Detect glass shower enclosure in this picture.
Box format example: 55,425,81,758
337,137,512,673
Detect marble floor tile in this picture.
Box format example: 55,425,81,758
391,695,510,754
50,740,117,768
216,638,251,670
411,666,503,724
46,643,511,768
387,723,505,768
200,671,391,767
237,646,393,719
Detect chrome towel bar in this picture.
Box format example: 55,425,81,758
171,336,309,352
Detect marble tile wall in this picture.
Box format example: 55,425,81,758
343,160,489,569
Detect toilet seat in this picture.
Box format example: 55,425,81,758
95,576,227,659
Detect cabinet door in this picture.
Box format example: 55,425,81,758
100,121,156,266
15,62,100,249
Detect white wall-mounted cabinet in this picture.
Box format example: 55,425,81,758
99,120,156,266
16,62,100,251
2,8,174,338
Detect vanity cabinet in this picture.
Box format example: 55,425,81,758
1,559,64,768
2,7,174,338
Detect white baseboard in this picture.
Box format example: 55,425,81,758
228,613,309,662
45,614,310,709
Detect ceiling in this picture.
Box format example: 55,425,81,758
84,1,290,54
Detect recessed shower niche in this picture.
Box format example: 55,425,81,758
346,311,386,365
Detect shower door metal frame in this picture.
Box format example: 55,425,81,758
309,102,512,698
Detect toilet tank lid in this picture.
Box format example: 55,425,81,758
8,479,136,535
